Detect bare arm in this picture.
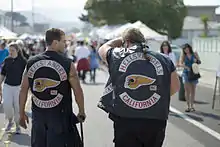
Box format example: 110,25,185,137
170,71,180,96
178,52,189,69
0,75,5,85
178,62,188,69
68,62,85,114
98,37,123,63
194,52,201,64
178,51,184,67
19,71,29,116
0,75,5,98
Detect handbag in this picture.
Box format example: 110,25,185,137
188,67,201,81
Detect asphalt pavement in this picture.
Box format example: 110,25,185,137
0,70,220,147
171,85,220,134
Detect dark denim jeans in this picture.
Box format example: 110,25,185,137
31,111,82,147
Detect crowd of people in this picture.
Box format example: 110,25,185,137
159,41,201,112
0,27,202,147
0,35,100,135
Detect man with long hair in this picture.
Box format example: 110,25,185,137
98,28,180,147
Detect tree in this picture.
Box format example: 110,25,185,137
158,0,187,39
79,14,89,22
200,15,209,37
81,0,186,39
5,12,27,23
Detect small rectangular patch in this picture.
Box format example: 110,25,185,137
50,90,58,95
150,85,157,91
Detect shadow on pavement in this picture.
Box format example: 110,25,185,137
186,114,204,122
169,112,182,119
169,111,204,122
0,104,3,113
193,111,220,121
12,133,31,146
194,100,210,105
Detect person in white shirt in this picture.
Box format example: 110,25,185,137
75,41,90,83
160,41,177,66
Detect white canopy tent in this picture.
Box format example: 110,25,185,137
132,21,167,41
105,23,132,39
89,27,100,40
31,35,45,40
18,33,45,40
96,25,121,39
104,21,167,41
75,32,88,41
19,33,32,40
0,26,17,39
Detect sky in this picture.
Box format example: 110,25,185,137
1,0,220,22
1,0,87,11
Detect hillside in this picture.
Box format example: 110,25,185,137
18,10,83,30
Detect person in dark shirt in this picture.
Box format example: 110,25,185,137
0,42,27,134
19,28,85,147
98,28,180,147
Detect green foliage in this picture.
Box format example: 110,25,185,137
81,0,187,39
200,15,209,23
200,33,207,38
200,15,209,37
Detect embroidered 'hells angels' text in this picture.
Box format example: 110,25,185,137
27,60,67,81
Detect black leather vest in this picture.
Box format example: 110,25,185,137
98,45,172,120
26,51,72,113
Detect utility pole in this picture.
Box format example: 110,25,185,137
32,0,35,33
11,0,14,31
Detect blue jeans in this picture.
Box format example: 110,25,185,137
182,72,198,84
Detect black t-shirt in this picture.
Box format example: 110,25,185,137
1,56,27,86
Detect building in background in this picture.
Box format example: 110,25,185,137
0,9,21,32
172,5,220,45
182,16,219,39
216,14,220,22
0,10,12,28
187,5,220,21
33,23,49,33
14,25,33,34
